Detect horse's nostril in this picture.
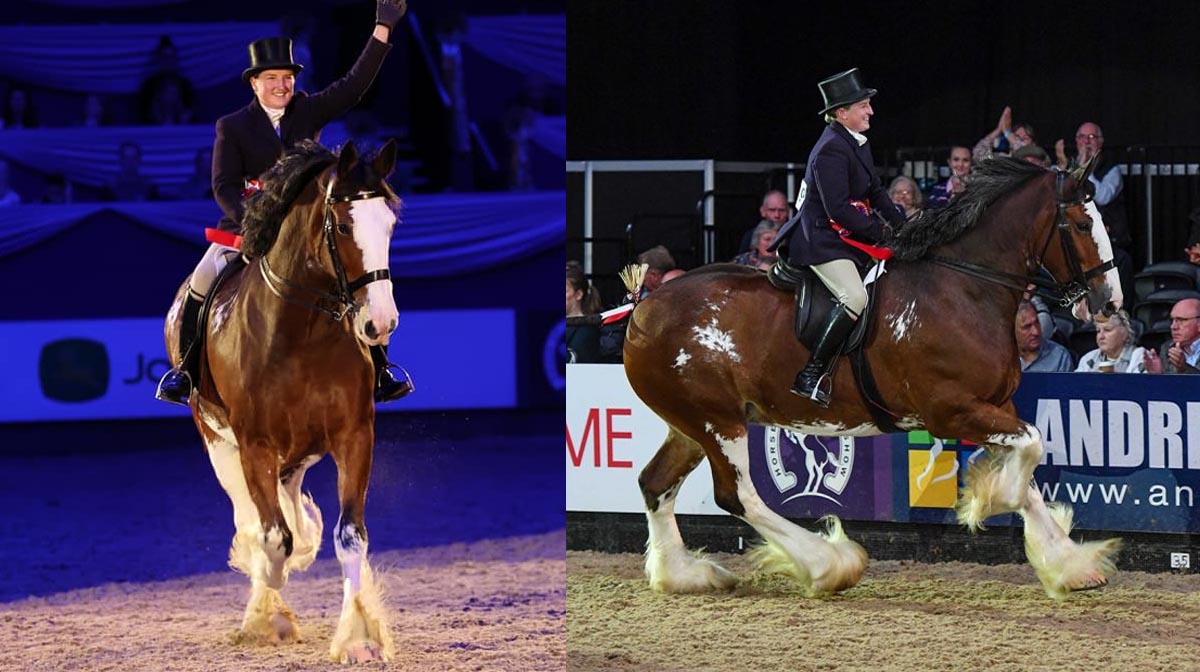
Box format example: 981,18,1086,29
365,321,378,339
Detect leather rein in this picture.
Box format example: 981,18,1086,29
926,170,1114,308
259,177,391,321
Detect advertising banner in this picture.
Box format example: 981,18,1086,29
0,310,517,422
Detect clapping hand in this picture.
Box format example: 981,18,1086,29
376,0,408,30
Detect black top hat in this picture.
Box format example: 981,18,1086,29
241,37,304,84
817,68,877,115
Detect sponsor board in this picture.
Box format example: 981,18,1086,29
566,364,889,519
0,310,517,422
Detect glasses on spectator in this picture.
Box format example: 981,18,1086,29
1169,316,1200,324
1075,133,1102,141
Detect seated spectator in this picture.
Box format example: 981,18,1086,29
139,35,195,125
566,261,602,364
80,93,109,128
973,106,1033,162
0,159,20,206
1185,220,1200,267
739,190,790,253
41,173,72,204
733,221,778,270
1054,121,1130,250
887,175,923,219
1012,143,1051,168
636,245,676,298
1075,310,1146,373
925,146,971,208
177,147,214,200
1016,299,1073,372
661,269,686,284
2,86,38,129
1145,297,1200,374
106,141,159,202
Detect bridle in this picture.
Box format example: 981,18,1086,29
260,174,392,321
927,170,1115,307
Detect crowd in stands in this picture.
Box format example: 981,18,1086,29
568,104,1200,375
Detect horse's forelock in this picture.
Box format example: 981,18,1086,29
888,157,1047,261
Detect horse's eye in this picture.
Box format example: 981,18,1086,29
337,222,351,236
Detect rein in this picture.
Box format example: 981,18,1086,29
259,176,391,321
925,171,1114,308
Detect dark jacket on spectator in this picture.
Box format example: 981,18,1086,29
212,37,391,232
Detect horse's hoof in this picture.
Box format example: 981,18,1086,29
341,641,384,664
270,612,301,642
1066,572,1108,592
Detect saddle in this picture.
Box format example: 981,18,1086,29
193,254,249,380
767,256,899,432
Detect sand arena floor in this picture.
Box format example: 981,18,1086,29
567,549,1200,672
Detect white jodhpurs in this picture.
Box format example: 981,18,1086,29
811,258,866,317
189,242,240,300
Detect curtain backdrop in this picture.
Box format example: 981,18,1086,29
29,0,186,5
466,15,565,86
532,115,565,158
0,190,564,277
0,23,274,94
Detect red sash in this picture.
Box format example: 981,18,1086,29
205,228,243,249
830,198,893,260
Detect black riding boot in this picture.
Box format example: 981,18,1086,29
369,343,414,403
791,303,857,408
155,294,204,406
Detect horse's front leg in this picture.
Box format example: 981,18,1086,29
234,437,301,644
329,432,394,664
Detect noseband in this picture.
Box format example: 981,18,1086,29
260,176,392,321
928,170,1114,307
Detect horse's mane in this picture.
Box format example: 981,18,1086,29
241,140,336,258
887,157,1048,261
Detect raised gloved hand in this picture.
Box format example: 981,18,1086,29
376,0,408,30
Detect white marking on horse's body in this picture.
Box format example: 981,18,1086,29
895,416,924,431
691,319,741,362
783,421,882,437
673,349,692,369
888,301,919,342
349,198,398,346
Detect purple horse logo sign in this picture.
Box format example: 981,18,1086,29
763,428,855,504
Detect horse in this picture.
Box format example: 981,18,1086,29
164,139,401,662
623,156,1124,600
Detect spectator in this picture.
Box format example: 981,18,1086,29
1016,300,1073,372
177,147,213,200
566,261,602,364
41,173,72,204
973,106,1033,162
106,141,159,202
1185,218,1200,266
739,190,789,253
139,35,196,125
2,86,38,129
0,159,20,206
733,220,778,269
1054,122,1129,249
1012,143,1051,168
1144,297,1200,374
926,146,971,208
887,175,922,219
1075,310,1146,373
637,245,676,297
661,269,686,283
80,93,109,128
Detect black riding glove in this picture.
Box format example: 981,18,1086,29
376,0,408,30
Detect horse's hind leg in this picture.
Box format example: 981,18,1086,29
329,436,394,664
704,421,867,596
640,428,736,593
279,457,323,573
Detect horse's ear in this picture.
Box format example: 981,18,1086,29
337,141,359,176
1071,151,1100,184
372,138,398,180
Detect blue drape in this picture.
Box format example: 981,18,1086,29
30,0,185,5
0,190,564,277
533,115,565,159
0,23,275,94
466,15,565,86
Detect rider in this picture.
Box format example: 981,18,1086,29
771,68,906,407
156,0,414,406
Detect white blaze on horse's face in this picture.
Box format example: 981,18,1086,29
349,197,399,346
1084,200,1123,310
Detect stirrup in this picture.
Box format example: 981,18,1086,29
154,368,193,407
374,364,414,403
790,370,833,408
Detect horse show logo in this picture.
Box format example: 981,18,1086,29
38,338,109,402
905,431,983,508
763,427,855,505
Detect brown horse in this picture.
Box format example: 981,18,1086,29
624,157,1123,600
165,140,400,662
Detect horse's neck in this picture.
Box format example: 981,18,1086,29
264,202,329,285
